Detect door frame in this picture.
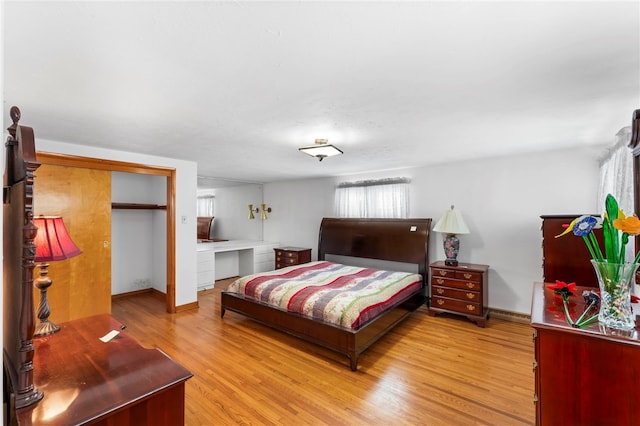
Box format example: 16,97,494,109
36,151,177,313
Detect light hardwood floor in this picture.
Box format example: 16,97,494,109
112,279,535,425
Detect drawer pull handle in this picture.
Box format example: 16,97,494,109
466,282,476,289
436,278,444,284
436,288,444,294
466,293,475,299
466,304,476,311
532,360,538,373
436,299,444,305
438,270,447,276
464,273,472,279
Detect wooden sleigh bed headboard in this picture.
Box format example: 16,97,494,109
317,217,431,286
3,106,44,414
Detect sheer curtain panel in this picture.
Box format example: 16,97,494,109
334,178,409,218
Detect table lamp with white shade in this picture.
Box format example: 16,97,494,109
433,205,470,266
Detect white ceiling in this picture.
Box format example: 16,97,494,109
3,1,640,188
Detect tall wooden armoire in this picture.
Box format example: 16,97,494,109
540,214,603,287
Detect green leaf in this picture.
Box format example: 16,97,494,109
603,194,620,262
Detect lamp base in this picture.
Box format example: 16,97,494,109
443,233,460,267
34,319,60,337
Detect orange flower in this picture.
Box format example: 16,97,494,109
613,215,640,235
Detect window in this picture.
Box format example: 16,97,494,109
334,177,410,218
598,127,633,215
197,195,214,217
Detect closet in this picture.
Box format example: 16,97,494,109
111,172,167,296
34,152,176,319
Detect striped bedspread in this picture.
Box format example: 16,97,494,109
225,261,422,330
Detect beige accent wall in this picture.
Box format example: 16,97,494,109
33,163,112,322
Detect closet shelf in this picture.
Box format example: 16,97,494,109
111,203,167,210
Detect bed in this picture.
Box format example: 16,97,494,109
221,217,431,370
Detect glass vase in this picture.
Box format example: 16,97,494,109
591,260,639,331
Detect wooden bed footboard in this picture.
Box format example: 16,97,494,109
221,291,426,371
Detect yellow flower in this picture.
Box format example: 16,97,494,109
613,215,640,235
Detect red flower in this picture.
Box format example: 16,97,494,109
547,280,577,300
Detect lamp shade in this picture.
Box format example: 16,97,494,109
433,206,470,234
33,216,82,262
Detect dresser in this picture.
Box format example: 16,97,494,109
530,282,640,425
274,246,312,269
17,314,192,425
540,215,602,287
428,261,489,327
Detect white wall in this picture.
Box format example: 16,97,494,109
36,139,198,307
264,147,600,315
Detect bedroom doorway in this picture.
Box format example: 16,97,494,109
35,151,177,313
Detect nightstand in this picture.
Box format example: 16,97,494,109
428,261,489,327
274,247,312,269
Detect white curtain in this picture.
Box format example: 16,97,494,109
598,126,634,261
197,196,214,217
334,178,409,218
598,126,633,215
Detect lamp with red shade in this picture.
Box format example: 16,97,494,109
33,216,82,337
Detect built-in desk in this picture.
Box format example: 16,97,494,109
17,314,192,425
197,240,279,289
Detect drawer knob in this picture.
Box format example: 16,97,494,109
466,304,476,311
436,278,444,284
464,273,472,279
466,282,475,289
466,292,475,299
436,288,444,294
436,299,444,305
438,270,447,276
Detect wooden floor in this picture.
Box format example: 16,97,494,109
112,279,535,425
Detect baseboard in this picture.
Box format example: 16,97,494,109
175,301,199,312
489,308,531,324
112,288,153,300
112,288,198,312
149,288,166,302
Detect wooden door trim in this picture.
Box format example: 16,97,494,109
36,151,177,313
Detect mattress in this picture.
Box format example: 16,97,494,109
225,261,422,330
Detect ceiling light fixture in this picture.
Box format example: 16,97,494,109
299,139,343,162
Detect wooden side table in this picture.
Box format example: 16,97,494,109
428,261,489,327
274,246,312,269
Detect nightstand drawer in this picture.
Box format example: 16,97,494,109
455,270,482,281
431,296,482,315
432,286,481,302
431,268,455,278
431,276,482,291
277,257,298,266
